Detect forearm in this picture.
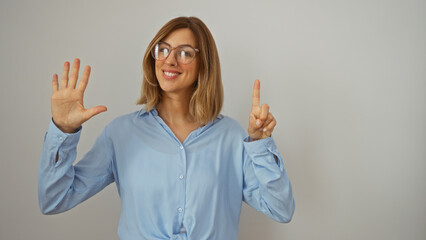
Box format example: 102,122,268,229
38,120,81,214
243,136,295,223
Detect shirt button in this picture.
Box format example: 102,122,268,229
179,145,184,150
179,175,184,180
178,207,183,213
59,137,63,141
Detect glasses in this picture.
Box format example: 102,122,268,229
151,42,199,65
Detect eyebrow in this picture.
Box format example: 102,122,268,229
160,41,197,49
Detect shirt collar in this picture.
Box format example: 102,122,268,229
137,104,223,120
137,105,152,117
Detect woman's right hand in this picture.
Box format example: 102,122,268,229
51,58,107,133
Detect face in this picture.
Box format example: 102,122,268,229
155,28,199,99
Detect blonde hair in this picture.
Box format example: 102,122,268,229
137,16,223,124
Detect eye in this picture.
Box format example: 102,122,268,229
159,47,169,55
152,43,172,60
184,51,194,57
178,50,194,58
181,51,193,57
157,43,171,57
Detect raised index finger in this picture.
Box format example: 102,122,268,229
252,79,260,109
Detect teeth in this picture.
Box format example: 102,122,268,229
164,71,179,77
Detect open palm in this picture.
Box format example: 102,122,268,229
51,58,106,133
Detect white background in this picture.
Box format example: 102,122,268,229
0,0,425,239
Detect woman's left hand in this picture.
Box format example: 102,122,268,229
248,79,277,141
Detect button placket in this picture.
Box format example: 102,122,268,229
177,144,187,227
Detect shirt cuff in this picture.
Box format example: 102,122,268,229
45,119,82,166
243,136,284,172
46,119,82,143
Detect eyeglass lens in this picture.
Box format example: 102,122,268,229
152,43,196,64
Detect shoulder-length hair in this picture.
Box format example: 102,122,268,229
137,16,223,124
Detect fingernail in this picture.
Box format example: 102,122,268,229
256,120,260,126
263,128,267,132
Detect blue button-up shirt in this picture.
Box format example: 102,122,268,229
38,107,295,240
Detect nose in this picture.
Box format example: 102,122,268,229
164,49,178,66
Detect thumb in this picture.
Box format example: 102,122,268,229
83,105,107,121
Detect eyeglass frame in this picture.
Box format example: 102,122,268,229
151,41,200,65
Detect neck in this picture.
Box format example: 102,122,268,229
157,92,195,125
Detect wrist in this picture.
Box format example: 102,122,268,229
52,118,79,133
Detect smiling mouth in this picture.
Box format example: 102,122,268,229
164,71,180,77
162,70,181,80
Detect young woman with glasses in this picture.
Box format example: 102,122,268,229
38,16,295,240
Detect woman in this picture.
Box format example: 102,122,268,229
38,16,295,240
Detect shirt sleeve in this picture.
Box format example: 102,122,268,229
242,136,295,223
38,119,115,215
